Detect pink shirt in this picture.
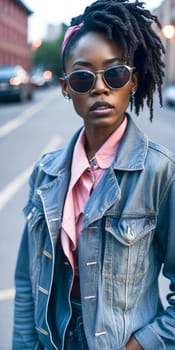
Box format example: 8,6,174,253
61,117,127,270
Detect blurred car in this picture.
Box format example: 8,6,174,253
163,84,175,107
0,64,34,102
30,67,53,87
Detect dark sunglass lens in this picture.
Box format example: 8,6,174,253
105,66,130,88
69,71,94,93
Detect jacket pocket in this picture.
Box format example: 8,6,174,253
103,215,157,310
105,215,156,246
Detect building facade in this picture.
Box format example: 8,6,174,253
0,0,32,71
154,0,175,84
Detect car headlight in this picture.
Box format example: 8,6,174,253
9,77,21,86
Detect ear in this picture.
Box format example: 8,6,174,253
131,71,138,93
59,77,68,97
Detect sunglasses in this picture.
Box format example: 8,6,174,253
64,65,135,94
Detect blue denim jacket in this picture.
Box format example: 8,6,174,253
13,115,175,350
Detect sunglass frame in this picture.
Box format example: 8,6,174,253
64,65,135,94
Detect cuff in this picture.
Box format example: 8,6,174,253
134,325,165,350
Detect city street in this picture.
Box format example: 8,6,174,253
0,85,175,349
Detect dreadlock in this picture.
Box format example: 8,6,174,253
62,0,165,121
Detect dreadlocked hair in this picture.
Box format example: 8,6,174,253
62,0,165,121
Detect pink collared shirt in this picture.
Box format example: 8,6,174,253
61,117,127,272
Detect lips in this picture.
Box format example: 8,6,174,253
89,101,114,111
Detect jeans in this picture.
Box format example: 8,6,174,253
64,300,89,350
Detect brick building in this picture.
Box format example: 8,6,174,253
0,0,32,71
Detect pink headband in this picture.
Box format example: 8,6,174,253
61,23,84,56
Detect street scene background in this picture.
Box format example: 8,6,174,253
0,84,175,349
0,0,175,349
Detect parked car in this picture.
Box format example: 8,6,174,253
0,64,34,102
163,84,175,107
30,66,53,87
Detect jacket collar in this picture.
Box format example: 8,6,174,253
40,114,148,176
113,113,148,171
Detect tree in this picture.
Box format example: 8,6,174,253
32,23,68,78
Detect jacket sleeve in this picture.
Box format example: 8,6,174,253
12,164,44,350
134,177,175,350
12,223,44,350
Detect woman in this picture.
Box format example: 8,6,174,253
13,0,175,349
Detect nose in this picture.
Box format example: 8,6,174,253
90,72,110,95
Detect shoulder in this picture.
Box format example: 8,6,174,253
148,140,175,164
29,148,65,190
147,140,175,172
40,148,64,168
146,140,175,186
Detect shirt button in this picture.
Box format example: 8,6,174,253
89,157,98,169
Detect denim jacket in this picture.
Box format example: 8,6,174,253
13,115,175,350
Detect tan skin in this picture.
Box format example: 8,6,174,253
60,32,143,350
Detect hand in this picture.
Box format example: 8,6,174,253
125,336,144,350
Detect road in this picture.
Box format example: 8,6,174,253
0,86,174,349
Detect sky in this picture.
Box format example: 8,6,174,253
23,0,163,42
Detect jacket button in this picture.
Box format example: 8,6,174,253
125,232,135,243
125,226,135,243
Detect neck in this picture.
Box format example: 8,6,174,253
84,115,126,160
